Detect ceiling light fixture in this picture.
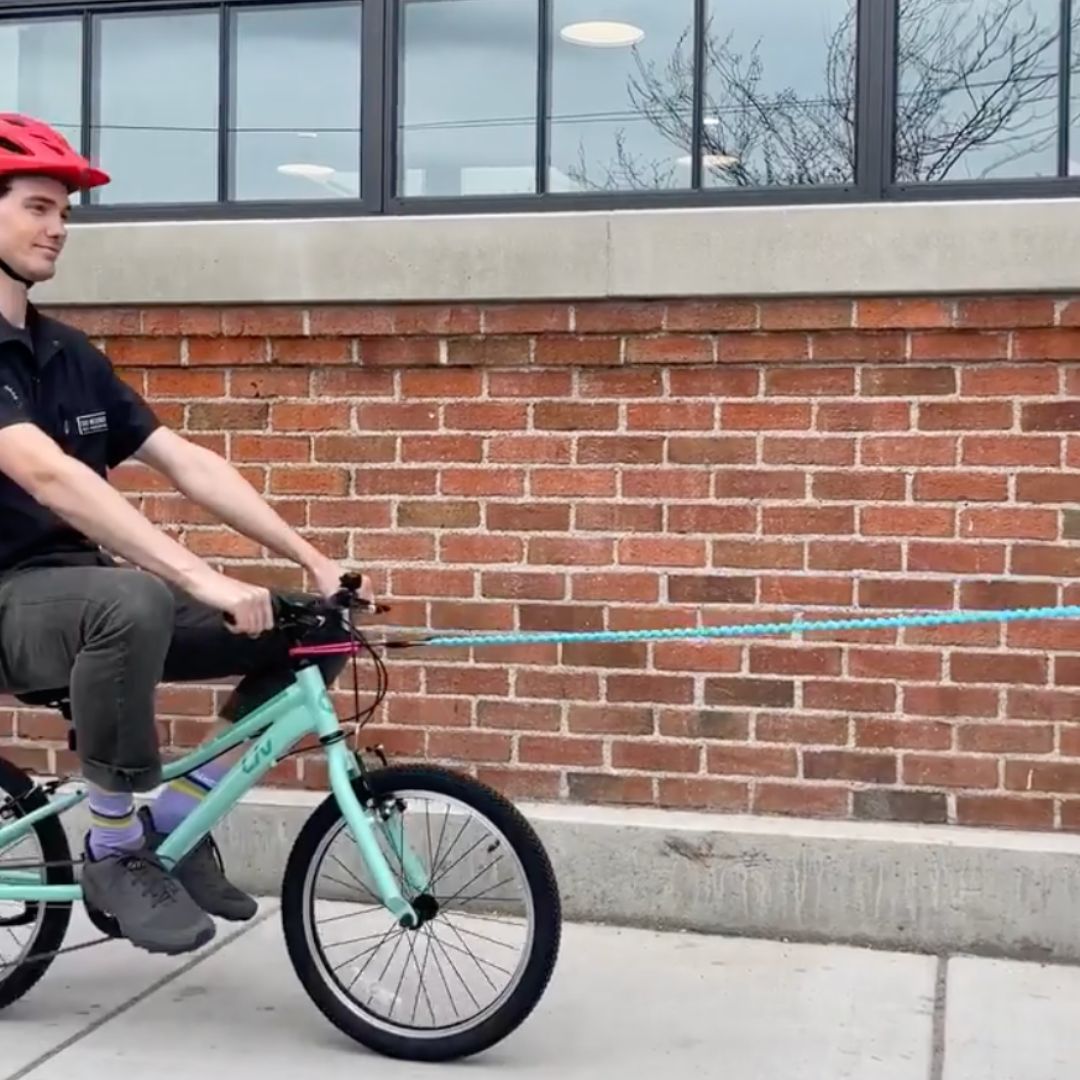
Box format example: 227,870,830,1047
560,20,645,48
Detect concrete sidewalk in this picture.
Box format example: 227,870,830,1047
2,904,1077,1080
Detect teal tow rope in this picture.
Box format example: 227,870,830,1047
390,604,1080,650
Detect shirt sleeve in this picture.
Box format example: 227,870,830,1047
99,356,162,468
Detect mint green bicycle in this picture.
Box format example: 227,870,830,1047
0,577,561,1061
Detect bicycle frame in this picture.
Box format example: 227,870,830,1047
0,664,424,928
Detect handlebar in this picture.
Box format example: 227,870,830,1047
223,572,390,632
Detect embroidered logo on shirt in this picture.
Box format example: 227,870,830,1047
76,411,108,436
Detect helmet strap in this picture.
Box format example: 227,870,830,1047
0,255,33,290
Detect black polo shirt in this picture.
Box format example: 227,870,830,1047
0,306,161,575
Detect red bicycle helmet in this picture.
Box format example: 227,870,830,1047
0,113,109,190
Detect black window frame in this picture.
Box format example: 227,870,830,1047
0,0,1078,220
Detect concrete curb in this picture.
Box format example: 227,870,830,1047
60,787,1080,963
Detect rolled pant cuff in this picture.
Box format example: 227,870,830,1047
81,758,163,794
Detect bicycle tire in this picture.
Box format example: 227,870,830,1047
280,764,561,1061
0,754,73,1010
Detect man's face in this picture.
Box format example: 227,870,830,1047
0,176,71,284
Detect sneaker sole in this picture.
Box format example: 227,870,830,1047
126,920,217,956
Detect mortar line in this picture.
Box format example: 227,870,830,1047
929,955,949,1080
5,904,277,1080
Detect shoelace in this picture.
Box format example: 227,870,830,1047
121,854,182,909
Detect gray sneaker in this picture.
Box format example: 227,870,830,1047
138,808,258,923
81,843,216,956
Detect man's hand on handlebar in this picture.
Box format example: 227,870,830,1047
307,557,375,609
184,566,275,636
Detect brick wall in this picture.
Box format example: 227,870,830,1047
4,294,1080,831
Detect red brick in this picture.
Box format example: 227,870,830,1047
624,471,712,499
805,750,897,783
755,713,848,743
853,789,948,823
529,469,614,497
572,573,660,603
749,647,841,677
355,403,438,431
147,370,226,397
612,741,701,773
515,670,601,701
482,303,571,333
428,730,511,763
760,576,852,606
487,503,570,532
1016,473,1080,503
963,365,1059,396
402,435,484,463
766,367,855,396
911,331,1008,360
270,338,349,365
576,504,663,533
313,435,395,463
659,711,749,740
306,305,394,336
575,300,666,332
481,572,565,601
861,436,956,466
353,532,434,563
849,648,942,680
759,299,851,330
715,540,805,570
958,723,1053,753
626,403,716,430
763,506,854,536
717,332,809,362
818,402,911,432
567,774,654,806
568,705,654,735
808,541,901,571
392,568,474,597
444,402,529,430
963,436,1061,467
578,369,663,397
188,337,268,365
618,537,707,568
652,642,741,673
528,536,614,566
903,685,999,718
669,505,756,534
476,768,561,802
753,783,849,818
957,795,1054,829
858,578,954,610
856,298,953,328
477,701,561,731
106,337,183,366
658,778,749,811
950,652,1047,685
1006,761,1080,794
958,298,1055,328
1006,619,1080,651
489,436,572,464
439,535,524,563
353,468,437,495
393,304,481,335
667,575,755,604
920,402,1013,431
47,306,142,335
534,336,621,366
309,499,390,528
362,337,441,366
534,402,619,431
608,675,694,705
907,542,1005,574
861,367,956,396
578,436,664,464
707,745,798,777
669,437,757,465
626,336,714,365
813,472,905,501
188,402,268,431
904,754,998,789
961,508,1057,540
705,678,794,709
803,681,897,712
1014,328,1080,360
915,472,1007,502
1012,544,1080,577
520,736,603,767
519,604,603,633
764,437,856,465
269,467,347,495
812,331,905,361
488,370,574,398
232,435,311,463
442,468,526,496
271,402,350,431
666,299,758,331
861,506,955,537
855,718,951,750
722,403,812,431
1022,402,1080,433
400,369,481,398
669,369,760,396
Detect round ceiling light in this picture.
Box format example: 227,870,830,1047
560,20,645,48
276,163,336,179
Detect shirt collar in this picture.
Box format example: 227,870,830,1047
0,305,65,364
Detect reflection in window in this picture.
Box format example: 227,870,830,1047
399,0,538,197
0,19,82,153
703,0,856,189
92,11,219,204
895,0,1061,182
549,1,694,192
231,3,362,202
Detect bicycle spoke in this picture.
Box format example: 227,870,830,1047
427,832,491,893
370,930,407,1007
427,924,512,980
423,925,460,1020
388,933,415,1020
324,928,395,951
440,914,519,951
346,924,401,990
436,877,518,909
316,905,381,927
428,815,472,888
333,935,397,974
425,925,481,1010
436,855,506,909
428,803,452,889
328,854,381,905
409,927,436,1025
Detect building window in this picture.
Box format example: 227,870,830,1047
398,0,539,197
0,17,81,153
894,0,1064,183
231,2,363,202
92,10,220,205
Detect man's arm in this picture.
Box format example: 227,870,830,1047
133,428,347,594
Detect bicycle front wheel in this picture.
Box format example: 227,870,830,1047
280,765,561,1062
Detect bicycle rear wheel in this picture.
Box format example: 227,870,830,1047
0,755,73,1009
280,764,561,1062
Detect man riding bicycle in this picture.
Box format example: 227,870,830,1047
0,114,374,956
